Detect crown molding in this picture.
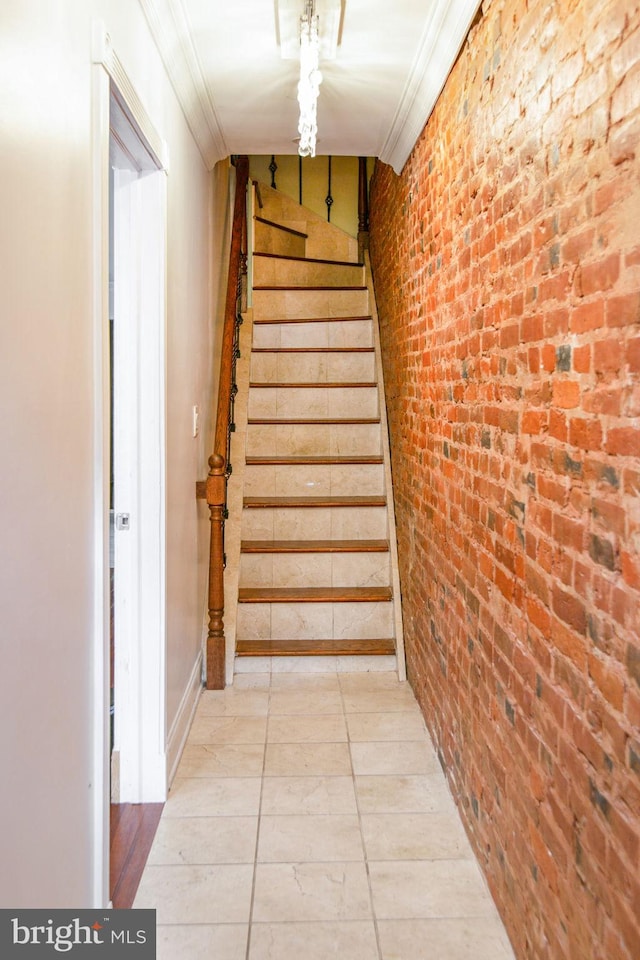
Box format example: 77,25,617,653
379,0,481,175
138,0,227,169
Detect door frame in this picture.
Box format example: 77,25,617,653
91,21,169,907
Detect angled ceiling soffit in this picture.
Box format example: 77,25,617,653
379,0,482,175
138,0,227,169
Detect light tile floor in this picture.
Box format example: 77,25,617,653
135,671,515,960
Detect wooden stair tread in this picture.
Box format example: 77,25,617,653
253,315,371,325
238,586,393,603
241,539,389,553
246,455,382,465
244,495,386,508
254,216,308,239
254,285,367,292
254,252,364,268
251,347,374,353
236,638,396,657
250,381,377,389
248,417,381,425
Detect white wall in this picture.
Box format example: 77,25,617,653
0,0,222,906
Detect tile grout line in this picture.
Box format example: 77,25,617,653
244,673,272,960
338,672,385,960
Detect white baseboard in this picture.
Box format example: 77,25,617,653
166,652,202,787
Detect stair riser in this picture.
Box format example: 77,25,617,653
253,258,364,288
252,289,369,321
259,189,356,258
236,600,394,642
246,422,382,457
250,352,375,384
304,223,358,263
243,463,384,498
240,552,391,589
241,506,389,541
248,386,379,420
252,319,372,350
254,222,306,258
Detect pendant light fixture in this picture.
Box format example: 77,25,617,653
297,0,322,157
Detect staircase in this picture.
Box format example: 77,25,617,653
232,183,404,674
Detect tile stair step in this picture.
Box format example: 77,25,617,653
254,223,306,259
241,539,389,553
235,638,396,656
254,252,363,268
245,455,383,465
244,495,386,508
238,586,393,603
246,423,382,459
248,386,379,419
252,289,369,322
250,349,375,384
253,255,365,288
242,509,388,541
240,549,392,589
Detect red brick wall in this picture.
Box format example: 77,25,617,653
369,1,640,957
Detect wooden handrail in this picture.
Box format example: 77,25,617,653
357,157,369,261
203,155,249,689
214,155,250,460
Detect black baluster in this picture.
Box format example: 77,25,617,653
269,155,277,189
325,155,333,222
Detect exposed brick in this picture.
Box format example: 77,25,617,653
552,585,587,635
368,1,640,956
552,380,581,409
606,427,640,458
580,255,620,297
570,300,605,333
593,338,624,374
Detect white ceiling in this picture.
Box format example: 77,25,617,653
138,0,481,173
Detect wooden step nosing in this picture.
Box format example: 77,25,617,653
247,418,381,425
254,216,308,239
250,381,378,389
253,285,367,292
241,539,390,554
253,315,372,325
254,252,364,268
245,456,383,465
236,638,396,657
243,495,387,508
251,347,375,354
238,586,393,603
236,641,395,656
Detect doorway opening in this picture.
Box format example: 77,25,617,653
108,85,167,814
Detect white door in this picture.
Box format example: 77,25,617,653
110,90,167,804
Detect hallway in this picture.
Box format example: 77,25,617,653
134,669,515,959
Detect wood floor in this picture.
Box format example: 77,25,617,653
110,802,163,908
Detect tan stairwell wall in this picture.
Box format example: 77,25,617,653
249,155,372,239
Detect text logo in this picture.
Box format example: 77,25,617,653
0,910,155,957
